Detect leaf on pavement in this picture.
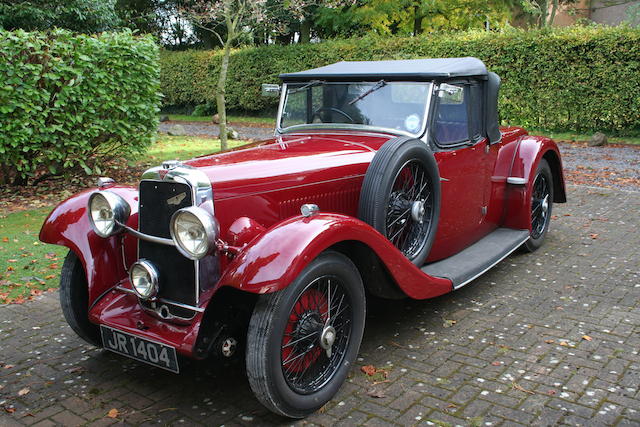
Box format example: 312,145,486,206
582,335,593,341
361,365,377,376
107,408,119,418
512,382,534,394
366,387,386,398
18,388,29,396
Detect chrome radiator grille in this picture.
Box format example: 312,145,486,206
138,180,196,317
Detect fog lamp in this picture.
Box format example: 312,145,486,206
87,191,130,238
129,260,159,299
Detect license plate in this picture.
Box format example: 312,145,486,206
100,325,179,373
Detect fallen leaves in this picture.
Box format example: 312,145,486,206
511,382,534,395
107,408,119,418
582,335,593,341
366,387,386,398
360,364,390,383
589,233,599,239
361,365,377,376
4,406,16,414
18,388,29,396
443,319,457,328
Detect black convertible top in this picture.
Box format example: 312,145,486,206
279,57,488,82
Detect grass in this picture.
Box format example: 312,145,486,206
132,135,251,165
0,135,251,303
532,129,640,145
0,208,67,303
166,114,275,125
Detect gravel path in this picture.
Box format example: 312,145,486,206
159,121,274,141
558,142,640,191
159,121,640,191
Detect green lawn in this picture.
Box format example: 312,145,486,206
132,135,250,166
166,114,275,126
0,209,66,303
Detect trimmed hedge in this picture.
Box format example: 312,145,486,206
161,26,640,135
0,29,161,184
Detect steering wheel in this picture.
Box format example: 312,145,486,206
312,107,355,124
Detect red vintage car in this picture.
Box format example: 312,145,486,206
40,57,566,418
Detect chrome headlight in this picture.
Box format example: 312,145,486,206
170,206,219,260
87,191,131,238
130,260,159,299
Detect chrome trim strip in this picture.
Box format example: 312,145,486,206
114,286,204,313
507,177,527,185
454,233,530,290
122,224,175,246
159,298,205,313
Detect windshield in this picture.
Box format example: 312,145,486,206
279,81,431,136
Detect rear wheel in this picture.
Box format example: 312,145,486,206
59,251,101,346
246,252,365,418
524,159,554,252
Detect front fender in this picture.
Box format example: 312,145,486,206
504,136,566,230
39,186,139,304
217,213,453,300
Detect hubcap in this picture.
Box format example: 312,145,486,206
411,200,425,223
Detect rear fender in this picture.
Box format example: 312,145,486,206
39,186,139,304
217,213,453,300
503,136,566,230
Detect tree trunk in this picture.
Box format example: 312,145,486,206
538,0,549,28
549,0,559,26
300,19,311,43
216,41,232,151
413,5,422,36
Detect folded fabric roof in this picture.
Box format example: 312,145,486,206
279,57,488,81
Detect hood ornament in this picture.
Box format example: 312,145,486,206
162,160,182,170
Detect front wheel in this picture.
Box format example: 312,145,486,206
246,252,366,418
59,251,101,346
523,159,554,252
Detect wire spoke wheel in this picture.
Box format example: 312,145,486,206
385,159,434,260
280,276,352,394
530,172,550,240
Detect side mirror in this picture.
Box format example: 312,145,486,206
261,84,281,97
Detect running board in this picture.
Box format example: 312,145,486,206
421,228,530,289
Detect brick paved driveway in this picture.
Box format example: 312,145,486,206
1,184,639,427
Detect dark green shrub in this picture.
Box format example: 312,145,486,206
160,26,640,135
0,29,160,185
192,103,216,116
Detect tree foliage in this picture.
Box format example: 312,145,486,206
160,25,640,135
0,29,161,185
0,0,121,33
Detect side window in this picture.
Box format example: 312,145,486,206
433,84,469,146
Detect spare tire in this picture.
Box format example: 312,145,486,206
358,137,441,266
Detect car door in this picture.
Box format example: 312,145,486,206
427,82,491,261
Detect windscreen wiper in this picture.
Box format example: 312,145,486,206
289,80,324,94
348,80,386,105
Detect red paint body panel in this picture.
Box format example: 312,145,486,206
215,213,452,300
39,186,140,303
88,290,202,357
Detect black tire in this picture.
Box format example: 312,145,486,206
524,159,554,252
59,251,101,346
246,251,366,418
359,137,441,266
